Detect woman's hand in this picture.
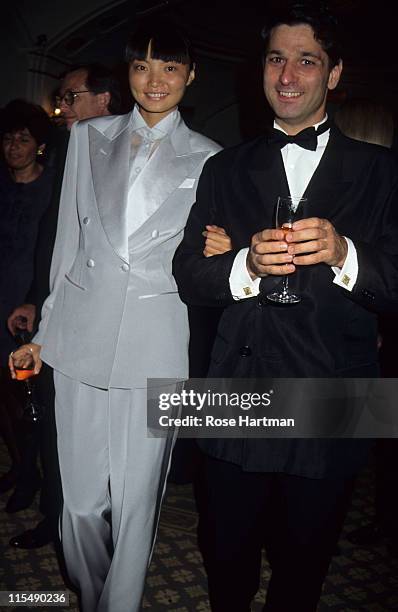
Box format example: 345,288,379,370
203,225,232,257
8,343,42,379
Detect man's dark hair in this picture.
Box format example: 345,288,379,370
125,18,194,70
66,63,121,115
0,99,51,145
261,2,342,69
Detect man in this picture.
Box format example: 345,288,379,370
56,63,121,131
173,3,398,611
7,63,120,548
10,20,220,612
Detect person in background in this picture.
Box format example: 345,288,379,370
6,64,120,549
0,100,53,511
56,63,122,131
9,19,220,612
334,98,398,559
9,63,122,337
173,2,398,610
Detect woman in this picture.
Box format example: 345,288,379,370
10,20,220,612
0,100,53,499
0,100,53,362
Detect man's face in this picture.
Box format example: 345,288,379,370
58,69,109,130
263,24,342,134
128,47,194,127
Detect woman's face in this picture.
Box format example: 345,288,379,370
2,127,42,171
129,46,195,127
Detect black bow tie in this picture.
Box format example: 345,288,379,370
266,121,331,151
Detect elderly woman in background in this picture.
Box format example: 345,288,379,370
0,100,53,508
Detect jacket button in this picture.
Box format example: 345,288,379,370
86,259,95,268
121,263,130,272
83,217,90,225
362,289,375,300
257,294,269,307
151,230,159,239
239,346,252,357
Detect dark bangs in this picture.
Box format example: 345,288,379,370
126,20,194,68
1,99,51,145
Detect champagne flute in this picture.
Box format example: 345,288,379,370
267,195,307,304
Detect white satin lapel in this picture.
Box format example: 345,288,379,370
88,120,131,263
130,137,208,233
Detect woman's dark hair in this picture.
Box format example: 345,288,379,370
126,19,194,69
0,99,51,145
261,2,342,69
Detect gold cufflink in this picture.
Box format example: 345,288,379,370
243,287,252,296
342,274,350,286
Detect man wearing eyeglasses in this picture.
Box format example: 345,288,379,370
7,64,121,550
56,64,121,130
9,64,121,337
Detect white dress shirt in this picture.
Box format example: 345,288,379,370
126,106,180,235
229,116,358,299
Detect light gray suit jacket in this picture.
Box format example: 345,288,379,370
34,111,221,388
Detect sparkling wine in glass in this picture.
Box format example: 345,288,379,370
267,195,307,304
11,347,44,424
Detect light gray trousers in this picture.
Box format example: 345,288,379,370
54,371,175,612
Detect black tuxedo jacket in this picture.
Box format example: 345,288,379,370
173,127,398,478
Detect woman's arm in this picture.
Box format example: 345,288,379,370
33,123,80,345
203,225,232,257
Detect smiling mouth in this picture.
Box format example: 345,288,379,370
278,91,303,98
145,92,168,99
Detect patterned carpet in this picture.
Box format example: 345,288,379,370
1,443,398,612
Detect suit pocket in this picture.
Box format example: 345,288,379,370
138,291,178,299
178,178,196,189
64,273,86,291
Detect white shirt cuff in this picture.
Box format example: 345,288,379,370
332,237,358,292
229,248,261,300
